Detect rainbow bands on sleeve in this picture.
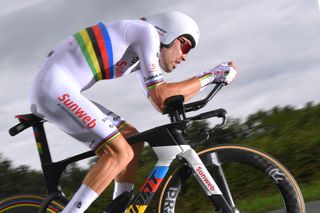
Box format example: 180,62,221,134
196,71,213,88
74,22,114,81
146,79,163,90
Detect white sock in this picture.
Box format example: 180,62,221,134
112,181,134,199
61,184,99,213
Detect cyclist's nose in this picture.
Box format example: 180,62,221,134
181,54,187,61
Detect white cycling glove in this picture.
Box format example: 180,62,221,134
196,62,237,89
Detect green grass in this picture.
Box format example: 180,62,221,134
235,179,320,212
300,178,320,202
237,193,284,213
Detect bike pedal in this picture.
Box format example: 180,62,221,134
103,191,133,213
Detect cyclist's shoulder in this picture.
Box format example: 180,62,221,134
106,19,156,34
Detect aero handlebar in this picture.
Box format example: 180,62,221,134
184,83,225,112
163,83,226,123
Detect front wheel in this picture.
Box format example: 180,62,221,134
157,145,305,213
0,194,66,213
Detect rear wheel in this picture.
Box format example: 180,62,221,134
157,145,305,213
0,194,66,213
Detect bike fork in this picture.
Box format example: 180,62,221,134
178,148,236,213
202,151,237,206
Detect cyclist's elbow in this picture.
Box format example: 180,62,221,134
147,84,168,113
148,95,164,112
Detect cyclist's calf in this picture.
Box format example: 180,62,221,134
83,135,134,194
116,123,144,183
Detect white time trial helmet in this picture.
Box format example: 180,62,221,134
141,11,200,49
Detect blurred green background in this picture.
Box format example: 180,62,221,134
1,102,319,212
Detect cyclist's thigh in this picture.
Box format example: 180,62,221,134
92,101,127,130
30,67,123,153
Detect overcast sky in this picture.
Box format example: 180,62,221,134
1,0,319,170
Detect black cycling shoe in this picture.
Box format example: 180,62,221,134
103,191,134,213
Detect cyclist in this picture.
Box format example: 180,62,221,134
29,11,237,212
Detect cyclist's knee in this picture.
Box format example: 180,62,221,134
120,123,139,137
100,136,134,167
118,144,134,164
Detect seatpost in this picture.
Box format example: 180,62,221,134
32,122,53,164
164,95,186,122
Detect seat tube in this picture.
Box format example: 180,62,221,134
32,122,52,164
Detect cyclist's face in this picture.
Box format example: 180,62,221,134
159,36,192,73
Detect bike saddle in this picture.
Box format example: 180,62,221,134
9,113,45,136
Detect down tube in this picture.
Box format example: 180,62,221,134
126,165,170,213
126,144,185,213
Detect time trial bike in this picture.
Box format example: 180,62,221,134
0,83,305,213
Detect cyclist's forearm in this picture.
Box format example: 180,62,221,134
167,77,201,102
183,77,202,101
148,78,201,111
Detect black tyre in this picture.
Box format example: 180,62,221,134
158,145,305,213
0,194,66,213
